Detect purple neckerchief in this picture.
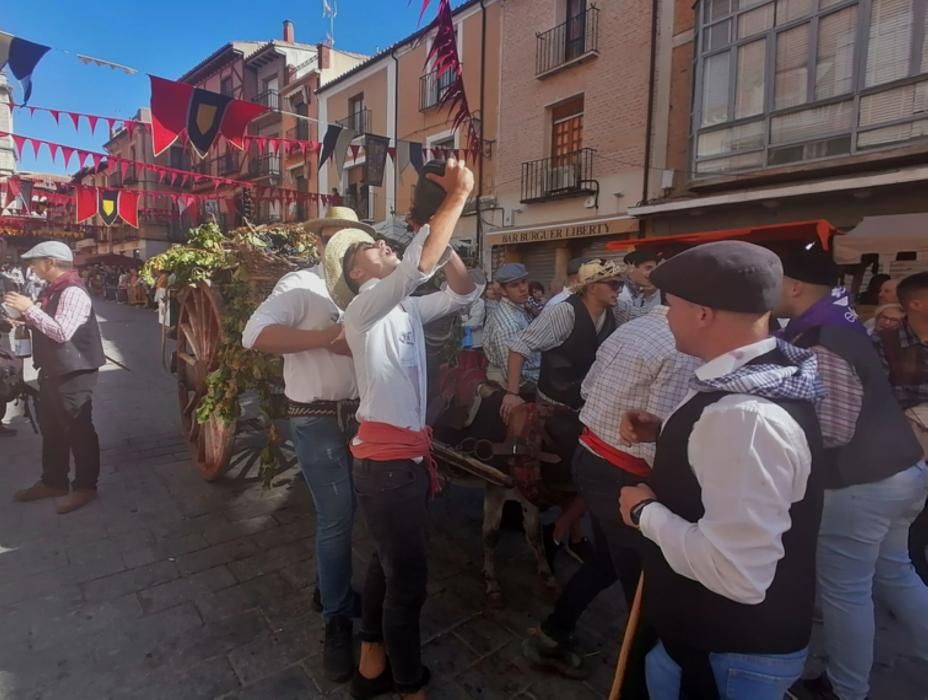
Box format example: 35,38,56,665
779,287,868,342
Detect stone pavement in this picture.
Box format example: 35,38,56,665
0,300,925,700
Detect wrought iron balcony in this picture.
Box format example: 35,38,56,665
536,6,600,77
419,67,457,111
336,108,371,134
253,89,281,111
249,152,282,178
520,148,596,203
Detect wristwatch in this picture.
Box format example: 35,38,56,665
630,498,657,527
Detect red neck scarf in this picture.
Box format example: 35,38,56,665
38,269,83,306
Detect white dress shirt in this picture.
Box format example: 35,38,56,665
344,226,483,432
579,306,699,465
639,337,814,605
242,266,357,404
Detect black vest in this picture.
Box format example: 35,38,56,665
32,280,105,378
538,295,616,409
644,349,824,654
790,324,922,489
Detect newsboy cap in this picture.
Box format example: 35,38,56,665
20,241,74,262
650,240,783,313
494,263,529,285
779,243,840,287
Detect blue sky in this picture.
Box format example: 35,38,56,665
3,0,448,175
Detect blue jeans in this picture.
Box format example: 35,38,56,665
818,462,928,700
290,415,355,620
645,641,807,700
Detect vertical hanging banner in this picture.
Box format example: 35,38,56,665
149,76,269,158
98,190,120,226
3,178,34,214
74,186,98,223
118,190,140,228
364,134,390,187
0,32,50,104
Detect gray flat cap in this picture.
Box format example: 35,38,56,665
20,241,74,262
650,240,782,313
495,262,529,284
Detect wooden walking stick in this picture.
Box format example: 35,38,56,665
608,574,644,700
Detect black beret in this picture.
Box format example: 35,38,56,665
650,240,783,313
624,249,662,266
779,245,839,287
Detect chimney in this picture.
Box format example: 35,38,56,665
317,43,331,70
283,19,295,43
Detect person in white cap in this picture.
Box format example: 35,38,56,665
241,206,373,684
3,241,105,514
323,157,482,700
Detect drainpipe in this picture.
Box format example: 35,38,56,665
392,47,400,225
477,0,488,263
641,0,659,214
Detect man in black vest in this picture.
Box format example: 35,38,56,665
774,248,928,700
619,241,826,700
502,258,623,561
4,242,105,514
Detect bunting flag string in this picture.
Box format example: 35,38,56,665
11,102,145,136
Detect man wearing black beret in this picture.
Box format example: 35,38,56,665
775,245,928,700
618,240,826,699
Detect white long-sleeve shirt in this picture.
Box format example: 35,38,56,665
639,338,813,605
344,226,484,432
242,266,357,404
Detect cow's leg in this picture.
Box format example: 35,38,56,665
521,495,558,593
482,485,507,607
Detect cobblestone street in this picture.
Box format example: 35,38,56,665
0,300,926,699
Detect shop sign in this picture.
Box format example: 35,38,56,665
486,217,637,246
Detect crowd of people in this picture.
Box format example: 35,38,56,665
5,156,927,699
80,264,152,306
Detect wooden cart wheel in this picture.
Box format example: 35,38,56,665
175,282,235,480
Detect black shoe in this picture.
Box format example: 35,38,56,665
314,587,363,618
565,537,595,564
396,666,431,696
323,615,354,684
350,660,394,699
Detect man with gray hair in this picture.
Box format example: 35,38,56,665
3,241,105,514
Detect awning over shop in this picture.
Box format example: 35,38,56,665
606,219,839,254
485,215,638,247
833,213,928,264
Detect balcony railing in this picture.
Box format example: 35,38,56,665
287,122,310,141
336,108,371,134
249,152,282,178
520,148,596,203
253,89,281,111
419,68,457,111
536,6,600,77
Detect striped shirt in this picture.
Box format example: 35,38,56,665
23,287,92,344
579,306,699,466
614,278,661,326
483,297,539,383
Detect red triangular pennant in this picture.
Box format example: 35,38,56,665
91,153,103,169
120,158,130,179
10,135,25,158
219,99,269,150
30,138,41,159
60,146,74,169
349,144,361,160
106,117,116,133
256,138,266,154
48,143,59,162
87,115,99,134
75,186,98,223
68,112,80,131
49,109,59,125
268,139,279,154
388,147,396,160
149,75,194,157
126,121,136,138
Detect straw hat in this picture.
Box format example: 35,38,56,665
305,206,376,236
568,258,626,293
323,227,376,310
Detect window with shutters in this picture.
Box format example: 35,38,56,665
693,0,928,176
551,95,584,160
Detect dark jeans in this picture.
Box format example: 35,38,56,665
37,370,100,491
353,457,430,693
543,445,645,640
